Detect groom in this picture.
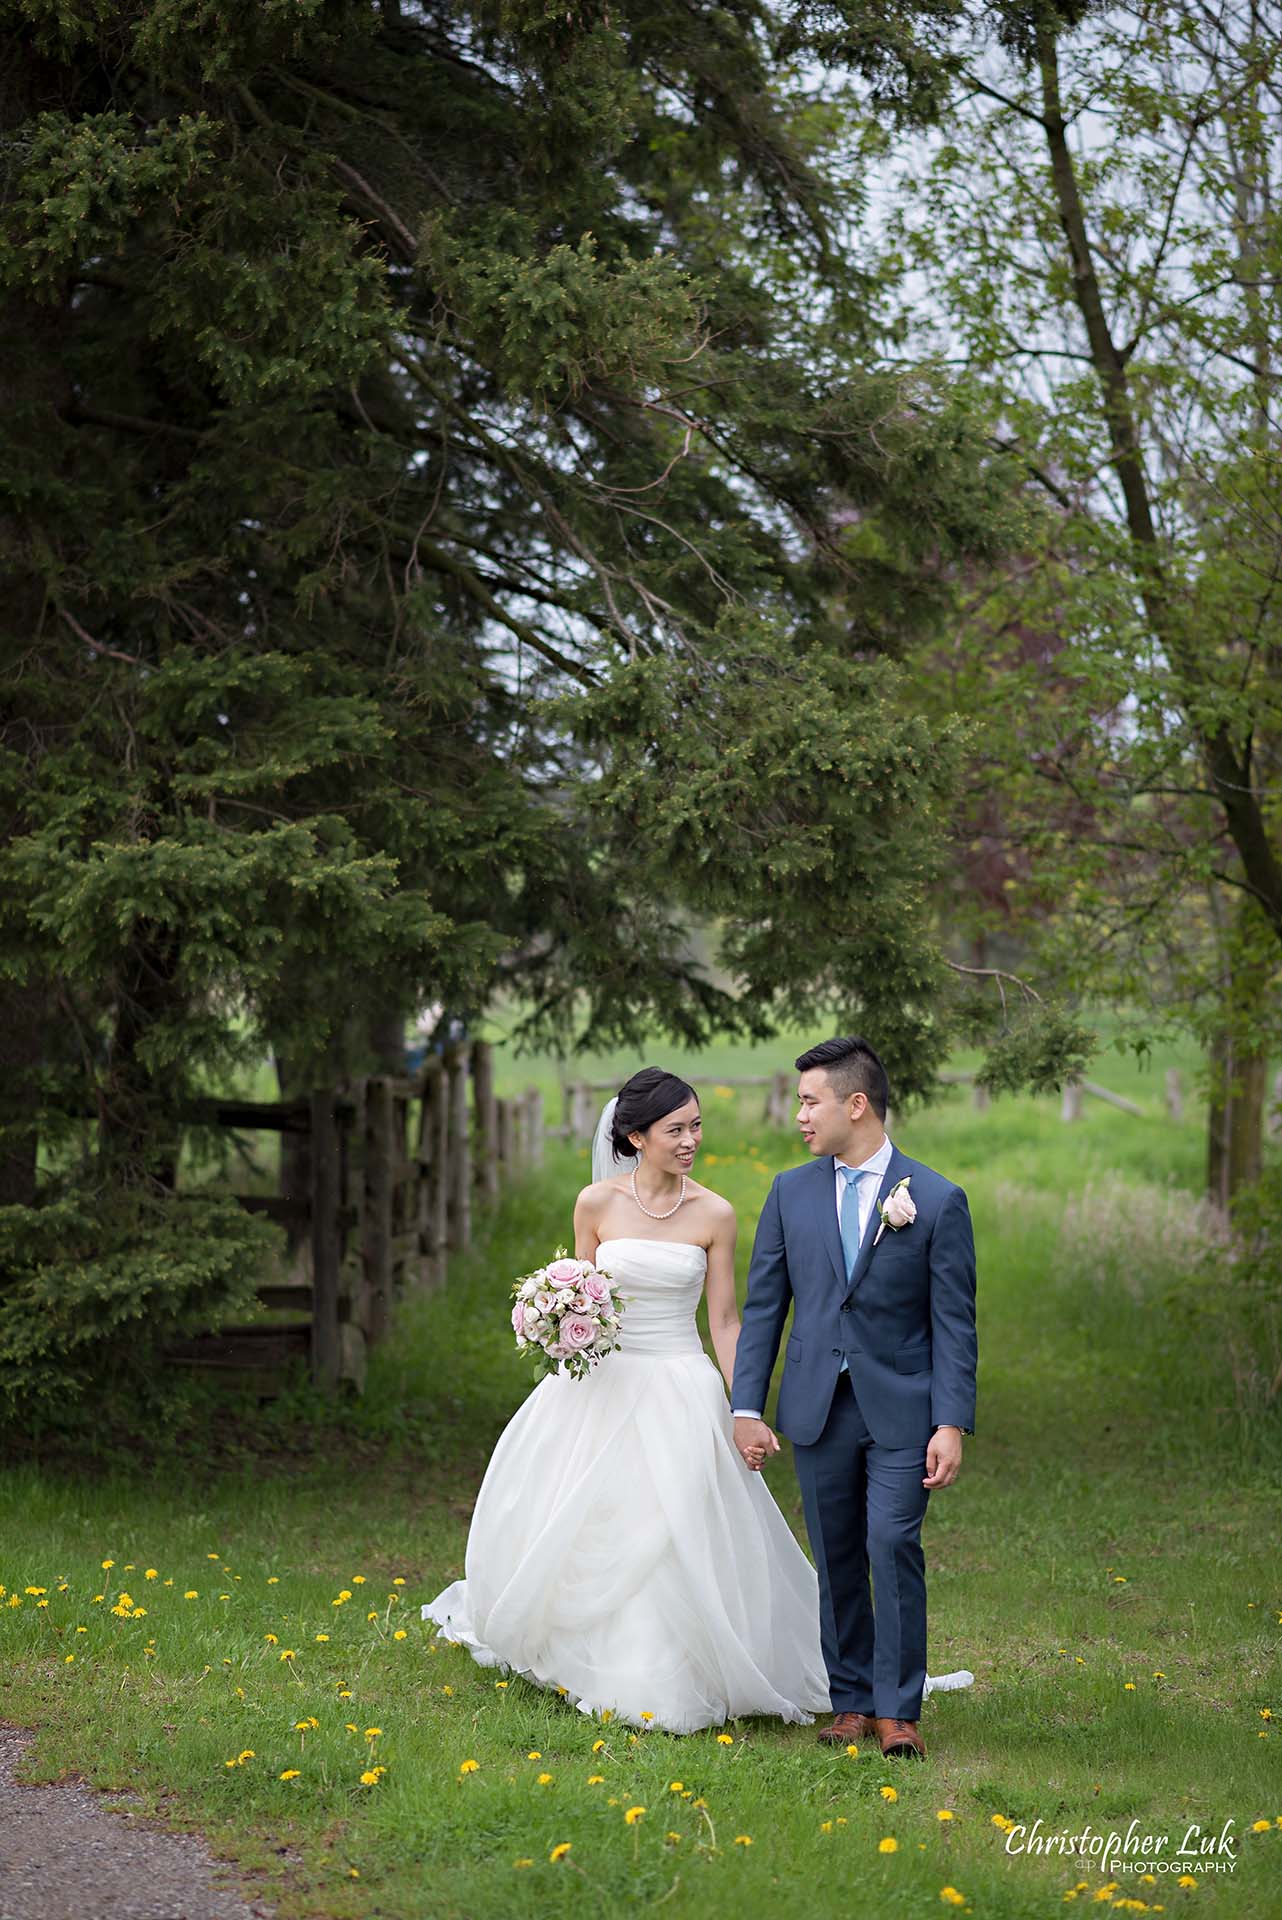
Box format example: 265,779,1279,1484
731,1035,977,1759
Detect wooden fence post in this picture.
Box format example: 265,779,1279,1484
310,1089,340,1391
568,1081,596,1145
765,1070,792,1129
472,1040,499,1204
416,1057,449,1289
1268,1068,1282,1142
446,1046,472,1250
1165,1069,1185,1122
972,1081,991,1112
1061,1078,1084,1122
524,1088,545,1167
365,1075,395,1344
497,1096,516,1184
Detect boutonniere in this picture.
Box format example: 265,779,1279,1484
872,1177,916,1247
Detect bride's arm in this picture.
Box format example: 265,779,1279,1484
703,1201,741,1391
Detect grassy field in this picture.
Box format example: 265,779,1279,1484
3,1058,1280,1919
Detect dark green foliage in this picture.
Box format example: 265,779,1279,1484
1,0,1079,1408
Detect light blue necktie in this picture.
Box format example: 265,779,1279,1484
839,1165,871,1282
837,1167,871,1378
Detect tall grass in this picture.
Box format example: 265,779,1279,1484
2,1075,1280,1919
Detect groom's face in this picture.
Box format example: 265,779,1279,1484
796,1068,866,1157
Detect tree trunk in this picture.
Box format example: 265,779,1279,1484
1207,1028,1266,1214
100,925,183,1188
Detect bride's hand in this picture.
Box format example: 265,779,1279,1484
733,1416,780,1472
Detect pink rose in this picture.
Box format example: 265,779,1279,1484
546,1258,581,1285
511,1300,526,1335
522,1306,545,1337
882,1181,916,1230
560,1315,596,1351
582,1274,611,1304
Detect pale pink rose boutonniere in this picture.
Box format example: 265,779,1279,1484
872,1176,916,1248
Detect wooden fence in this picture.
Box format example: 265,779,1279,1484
168,1042,542,1395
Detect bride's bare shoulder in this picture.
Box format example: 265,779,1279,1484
575,1176,629,1214
687,1180,736,1223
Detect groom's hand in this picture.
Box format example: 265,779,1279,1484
923,1425,963,1489
734,1417,780,1472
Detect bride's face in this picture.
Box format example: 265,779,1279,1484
631,1098,702,1174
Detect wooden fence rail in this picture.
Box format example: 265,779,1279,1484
168,1041,542,1396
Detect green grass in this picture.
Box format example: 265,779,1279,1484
3,1075,1280,1919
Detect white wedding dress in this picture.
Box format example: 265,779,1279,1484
421,1237,832,1733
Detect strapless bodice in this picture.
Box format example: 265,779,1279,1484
595,1238,707,1357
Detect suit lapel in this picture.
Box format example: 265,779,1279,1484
842,1146,912,1304
814,1155,847,1290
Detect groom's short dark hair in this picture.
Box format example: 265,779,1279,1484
794,1036,889,1120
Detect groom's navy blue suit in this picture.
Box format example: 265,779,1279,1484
731,1145,977,1720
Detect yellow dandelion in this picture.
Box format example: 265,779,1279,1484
600,1709,614,1723
1153,1671,1166,1678
334,1591,352,1606
879,1837,898,1854
1113,1575,1128,1584
549,1842,572,1863
101,1559,114,1570
733,1834,753,1847
820,1820,834,1834
393,1629,407,1641
494,1679,508,1688
536,1772,553,1785
367,1610,378,1622
279,1649,294,1661
845,1743,860,1757
459,1758,479,1775
206,1553,219,1560
265,1632,279,1644
716,1733,734,1746
184,1591,198,1600
528,1750,542,1759
64,1654,75,1665
991,1815,1014,1831
238,1749,255,1762
280,1769,301,1781
359,1770,381,1786
144,1569,157,1580
624,1806,646,1825
587,1774,605,1784
364,1728,382,1739
640,1711,654,1722
440,1685,453,1697
392,1577,406,1586
338,1688,353,1698
1251,1820,1272,1833
936,1808,955,1820
1177,1875,1198,1887
1261,1709,1274,1721
315,1633,329,1643
1124,1682,1136,1691
513,1858,533,1869
267,1577,279,1585
75,1627,86,1634
666,1830,682,1843
352,1575,366,1585
669,1780,684,1792
940,1891,966,1908
346,1724,358,1733
880,1786,898,1803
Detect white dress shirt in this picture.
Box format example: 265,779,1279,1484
733,1135,893,1420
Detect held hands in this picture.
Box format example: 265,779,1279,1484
733,1416,780,1473
923,1425,963,1489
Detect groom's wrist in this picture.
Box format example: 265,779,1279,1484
732,1409,763,1421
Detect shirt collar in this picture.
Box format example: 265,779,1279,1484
835,1135,893,1179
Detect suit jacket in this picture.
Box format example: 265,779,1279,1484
730,1147,977,1449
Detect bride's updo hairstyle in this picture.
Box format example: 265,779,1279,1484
610,1067,698,1160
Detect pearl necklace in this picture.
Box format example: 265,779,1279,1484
630,1169,688,1220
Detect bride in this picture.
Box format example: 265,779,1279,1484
421,1065,831,1733
422,1067,972,1732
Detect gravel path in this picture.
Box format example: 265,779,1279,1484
0,1725,275,1920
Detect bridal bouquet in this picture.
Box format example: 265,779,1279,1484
510,1251,625,1380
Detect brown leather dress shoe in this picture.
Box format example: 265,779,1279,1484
876,1716,926,1758
816,1711,877,1746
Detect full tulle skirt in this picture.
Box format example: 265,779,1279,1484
422,1350,832,1734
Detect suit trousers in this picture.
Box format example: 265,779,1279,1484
792,1372,931,1720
